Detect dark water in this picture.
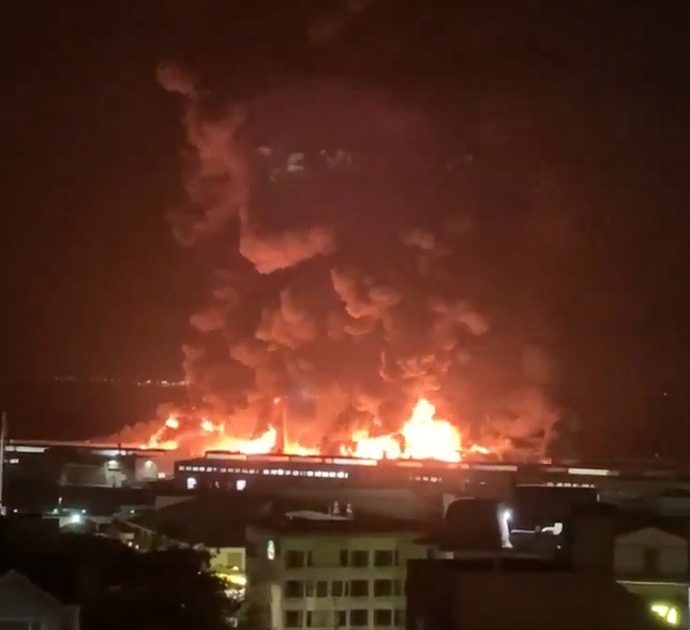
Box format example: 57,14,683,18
0,380,187,440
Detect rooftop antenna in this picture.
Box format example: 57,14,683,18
0,411,6,516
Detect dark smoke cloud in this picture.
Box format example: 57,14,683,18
157,51,567,456
240,221,336,274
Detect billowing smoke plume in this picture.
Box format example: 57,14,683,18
148,59,562,458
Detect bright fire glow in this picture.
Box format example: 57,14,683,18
200,418,217,433
142,397,489,461
227,426,277,454
346,398,463,462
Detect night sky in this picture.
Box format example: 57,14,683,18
2,1,689,457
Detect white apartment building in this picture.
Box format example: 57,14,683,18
246,510,428,630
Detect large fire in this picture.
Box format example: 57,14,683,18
143,397,490,462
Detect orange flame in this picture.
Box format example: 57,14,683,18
200,418,219,433
214,426,278,454
346,398,464,462
142,397,489,461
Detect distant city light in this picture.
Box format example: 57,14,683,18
52,375,188,388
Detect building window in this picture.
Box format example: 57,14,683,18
350,610,369,627
374,579,393,597
374,550,394,566
335,611,347,627
339,549,349,566
316,580,328,597
307,611,330,627
375,609,393,626
394,609,405,626
643,548,660,575
285,610,302,627
351,550,369,567
350,579,369,597
331,580,344,597
305,581,315,597
286,550,307,568
284,580,304,598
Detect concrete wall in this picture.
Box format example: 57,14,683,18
407,564,657,630
450,572,654,630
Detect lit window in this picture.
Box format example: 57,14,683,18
186,477,197,490
236,479,247,491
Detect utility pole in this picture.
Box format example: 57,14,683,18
0,412,6,516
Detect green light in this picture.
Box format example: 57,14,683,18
650,602,680,626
